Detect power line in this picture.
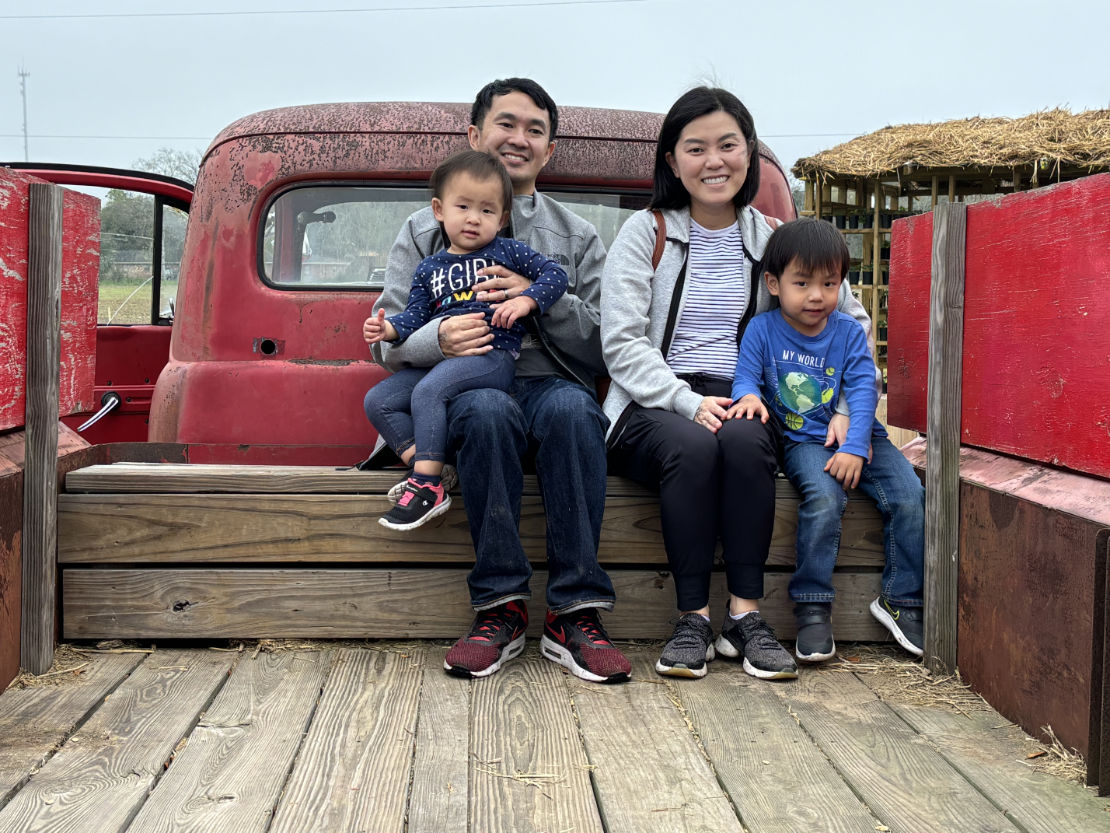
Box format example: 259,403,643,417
4,0,654,20
2,131,859,141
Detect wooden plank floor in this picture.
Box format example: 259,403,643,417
2,644,1106,833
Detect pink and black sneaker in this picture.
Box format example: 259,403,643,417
540,608,631,684
444,601,528,678
379,478,451,531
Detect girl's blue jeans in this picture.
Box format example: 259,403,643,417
782,435,924,607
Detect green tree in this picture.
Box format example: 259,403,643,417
133,146,202,183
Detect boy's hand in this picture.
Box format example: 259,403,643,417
363,309,397,345
825,451,865,489
490,295,538,329
724,394,768,423
824,412,873,461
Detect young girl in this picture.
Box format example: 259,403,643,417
362,149,567,531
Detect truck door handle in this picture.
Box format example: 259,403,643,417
77,392,122,432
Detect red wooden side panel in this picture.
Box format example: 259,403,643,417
0,169,98,432
888,173,1110,480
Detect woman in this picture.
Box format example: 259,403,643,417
601,87,875,680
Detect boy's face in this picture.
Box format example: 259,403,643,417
766,257,843,337
432,171,508,254
468,91,554,195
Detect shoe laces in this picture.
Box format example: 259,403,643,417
467,607,515,643
670,615,711,649
741,616,781,650
566,610,612,645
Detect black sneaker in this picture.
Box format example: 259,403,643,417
443,601,528,678
387,464,457,504
655,613,715,678
378,479,451,530
794,603,836,663
540,609,631,684
716,611,798,680
870,597,924,657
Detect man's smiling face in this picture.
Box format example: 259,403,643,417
468,90,555,195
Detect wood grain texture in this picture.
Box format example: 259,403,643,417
61,568,890,641
0,652,144,806
675,664,881,833
772,667,1021,833
269,648,424,833
126,650,327,833
571,653,744,833
470,656,602,833
0,650,234,833
406,648,470,833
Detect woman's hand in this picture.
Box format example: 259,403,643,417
724,394,768,423
694,396,733,433
473,265,532,302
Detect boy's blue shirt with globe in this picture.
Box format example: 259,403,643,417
387,237,568,355
732,309,886,457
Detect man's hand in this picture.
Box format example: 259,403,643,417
724,394,768,423
825,451,865,489
490,295,538,330
438,312,494,357
694,396,734,434
473,264,533,303
363,309,397,345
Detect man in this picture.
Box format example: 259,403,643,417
369,78,630,684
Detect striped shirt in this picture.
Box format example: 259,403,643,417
666,220,747,378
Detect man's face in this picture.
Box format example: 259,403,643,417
468,90,555,195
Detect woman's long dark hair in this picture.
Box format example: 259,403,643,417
650,87,761,211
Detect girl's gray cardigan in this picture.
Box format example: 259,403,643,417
600,205,875,445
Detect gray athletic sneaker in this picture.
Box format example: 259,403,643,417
715,611,798,680
387,463,457,504
655,613,715,678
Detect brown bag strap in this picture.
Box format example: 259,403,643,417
650,209,666,270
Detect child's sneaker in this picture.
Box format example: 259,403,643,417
793,602,836,663
540,608,631,684
870,597,924,657
655,613,715,678
379,479,451,530
387,464,457,504
716,611,798,680
444,601,528,678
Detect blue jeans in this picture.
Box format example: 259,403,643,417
445,375,615,614
363,350,515,464
783,436,924,606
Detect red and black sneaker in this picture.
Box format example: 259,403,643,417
443,601,528,678
540,608,631,684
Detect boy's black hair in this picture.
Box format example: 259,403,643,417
650,86,761,211
470,77,559,139
430,150,513,215
763,217,850,280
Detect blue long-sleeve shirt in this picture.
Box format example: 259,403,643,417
732,310,885,458
387,238,568,356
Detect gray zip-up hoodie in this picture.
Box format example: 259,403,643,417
371,191,607,390
601,205,875,444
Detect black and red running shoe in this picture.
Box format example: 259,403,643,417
540,608,631,684
443,601,528,678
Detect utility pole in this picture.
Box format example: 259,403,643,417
18,66,30,161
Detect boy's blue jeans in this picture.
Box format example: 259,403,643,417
782,435,924,607
363,350,515,465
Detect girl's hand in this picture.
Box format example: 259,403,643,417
490,295,538,329
724,394,768,423
825,451,864,489
363,309,395,345
694,395,733,433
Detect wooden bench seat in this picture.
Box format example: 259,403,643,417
58,463,891,642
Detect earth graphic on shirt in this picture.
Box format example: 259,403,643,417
777,371,831,417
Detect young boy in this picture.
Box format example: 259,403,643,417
729,218,925,661
362,149,568,531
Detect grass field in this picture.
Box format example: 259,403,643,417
97,280,178,325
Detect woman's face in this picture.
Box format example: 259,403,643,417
665,110,751,225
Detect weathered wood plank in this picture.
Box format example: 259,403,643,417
772,666,1021,833
57,487,884,567
0,650,234,833
61,568,890,641
0,652,144,808
406,647,470,833
269,648,423,833
571,653,743,832
675,662,880,832
469,657,602,833
126,650,326,833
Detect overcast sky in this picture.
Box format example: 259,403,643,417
2,0,1107,181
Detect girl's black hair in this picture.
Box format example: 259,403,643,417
650,86,761,211
763,218,850,279
429,150,513,214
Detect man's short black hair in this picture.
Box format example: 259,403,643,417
470,77,559,139
429,149,513,215
763,218,850,280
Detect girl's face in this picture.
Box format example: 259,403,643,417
665,110,751,227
